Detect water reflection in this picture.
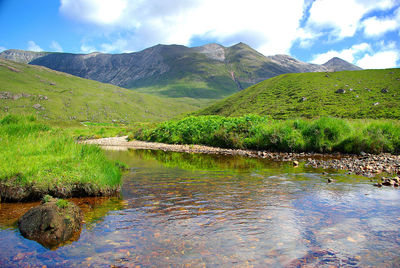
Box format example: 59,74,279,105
0,149,399,267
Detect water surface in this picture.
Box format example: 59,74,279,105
1,149,399,267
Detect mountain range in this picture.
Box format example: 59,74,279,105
0,43,361,99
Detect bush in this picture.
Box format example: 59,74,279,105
132,115,400,154
301,117,352,152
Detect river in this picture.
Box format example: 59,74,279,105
1,149,399,267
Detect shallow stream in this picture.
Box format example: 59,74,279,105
1,149,399,267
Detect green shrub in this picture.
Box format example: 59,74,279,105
301,117,352,152
132,115,400,154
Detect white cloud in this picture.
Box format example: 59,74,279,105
50,41,63,52
80,44,97,53
303,0,396,42
0,46,6,52
311,43,372,64
60,0,127,25
314,41,400,69
60,0,306,55
100,39,128,53
27,41,43,52
362,7,400,37
356,42,400,69
357,50,399,69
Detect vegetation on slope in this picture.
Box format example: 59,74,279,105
132,115,400,154
0,58,204,122
0,115,123,201
197,69,400,119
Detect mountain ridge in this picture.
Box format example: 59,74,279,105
0,43,361,99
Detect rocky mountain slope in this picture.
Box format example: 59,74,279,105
0,49,51,64
0,43,361,99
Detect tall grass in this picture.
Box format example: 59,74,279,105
0,115,122,199
133,115,400,154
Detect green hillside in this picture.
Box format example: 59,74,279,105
197,69,400,119
0,59,206,122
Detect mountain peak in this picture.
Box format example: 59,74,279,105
323,57,362,71
195,43,226,61
0,49,51,64
230,42,251,49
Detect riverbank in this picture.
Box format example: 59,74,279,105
0,115,123,202
84,136,400,179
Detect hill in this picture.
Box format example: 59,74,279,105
0,43,360,99
196,69,400,119
0,58,205,122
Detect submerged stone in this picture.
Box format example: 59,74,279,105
18,196,83,248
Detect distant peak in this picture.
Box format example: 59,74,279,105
199,43,224,48
322,57,362,71
231,42,250,48
325,57,347,63
195,43,226,61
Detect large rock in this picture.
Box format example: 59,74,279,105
18,196,83,248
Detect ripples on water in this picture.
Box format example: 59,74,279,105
1,149,399,267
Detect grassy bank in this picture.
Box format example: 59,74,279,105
132,115,400,154
0,115,123,202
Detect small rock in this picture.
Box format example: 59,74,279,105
373,102,379,106
293,161,299,167
335,88,346,94
381,88,388,93
32,103,42,110
327,178,334,183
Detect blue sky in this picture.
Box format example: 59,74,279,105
0,0,399,69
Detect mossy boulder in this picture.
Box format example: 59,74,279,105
18,196,83,248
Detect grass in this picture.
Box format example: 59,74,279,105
197,69,400,119
132,115,400,154
0,115,123,201
55,199,69,209
0,58,205,123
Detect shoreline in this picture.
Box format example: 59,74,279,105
84,136,400,179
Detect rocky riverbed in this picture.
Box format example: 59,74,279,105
83,136,400,184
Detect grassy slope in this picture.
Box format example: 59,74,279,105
0,59,205,122
197,69,400,119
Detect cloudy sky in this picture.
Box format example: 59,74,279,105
0,0,399,68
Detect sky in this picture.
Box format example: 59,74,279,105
0,0,399,69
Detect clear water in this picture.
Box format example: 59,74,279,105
1,149,400,267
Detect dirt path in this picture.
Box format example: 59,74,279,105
83,136,400,180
